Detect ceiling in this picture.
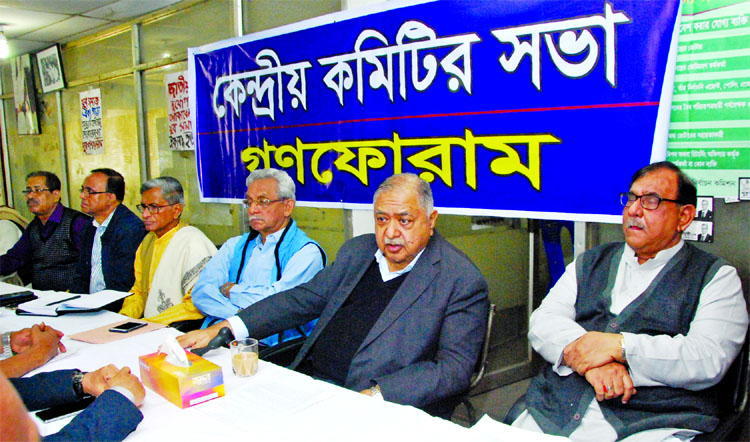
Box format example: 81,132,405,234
0,0,183,58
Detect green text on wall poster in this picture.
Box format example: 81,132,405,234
666,0,750,197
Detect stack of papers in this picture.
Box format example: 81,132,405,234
17,290,131,316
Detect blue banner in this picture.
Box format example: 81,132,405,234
190,0,680,223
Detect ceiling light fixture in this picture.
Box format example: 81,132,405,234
0,27,8,59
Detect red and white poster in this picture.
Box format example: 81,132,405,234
80,88,103,155
166,71,193,151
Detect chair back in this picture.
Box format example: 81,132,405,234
470,303,497,389
692,327,750,441
0,206,29,230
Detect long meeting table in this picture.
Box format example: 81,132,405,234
0,282,546,441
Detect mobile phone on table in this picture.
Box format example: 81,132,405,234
108,321,147,333
0,290,37,308
35,396,95,423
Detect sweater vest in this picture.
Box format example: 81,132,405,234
228,219,325,284
527,242,724,439
228,219,326,346
29,206,84,291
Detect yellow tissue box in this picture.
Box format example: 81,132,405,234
139,351,224,408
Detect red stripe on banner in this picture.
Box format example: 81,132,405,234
197,101,660,136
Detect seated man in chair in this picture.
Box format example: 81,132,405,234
513,161,749,441
179,173,488,418
192,168,325,346
119,177,216,330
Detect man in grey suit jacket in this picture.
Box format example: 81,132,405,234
179,173,489,417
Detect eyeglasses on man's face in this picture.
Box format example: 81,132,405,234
136,203,177,214
242,197,285,208
79,187,110,196
619,192,684,210
22,187,51,195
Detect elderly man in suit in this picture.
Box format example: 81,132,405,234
179,173,489,417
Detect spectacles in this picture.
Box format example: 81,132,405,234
136,203,178,213
22,187,51,195
619,192,685,210
79,187,110,196
242,197,285,208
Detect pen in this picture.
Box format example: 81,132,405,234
45,295,80,306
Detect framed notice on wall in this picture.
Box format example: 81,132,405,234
11,54,41,135
36,45,66,93
80,88,104,155
165,71,193,151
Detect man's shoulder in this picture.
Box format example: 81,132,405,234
342,233,377,252
60,205,91,223
428,232,485,277
174,225,216,248
681,241,726,268
112,204,144,228
217,233,248,252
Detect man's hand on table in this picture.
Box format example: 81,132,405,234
26,323,65,366
11,323,65,354
584,361,636,403
108,367,146,406
177,321,231,350
83,364,146,407
563,331,623,375
83,364,119,396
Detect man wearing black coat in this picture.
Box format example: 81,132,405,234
71,169,145,297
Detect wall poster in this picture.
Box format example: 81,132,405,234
666,0,750,198
80,88,104,155
166,71,194,151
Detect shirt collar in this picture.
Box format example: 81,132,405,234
154,222,183,244
623,239,684,269
374,247,426,281
47,203,64,223
254,224,288,248
93,206,116,229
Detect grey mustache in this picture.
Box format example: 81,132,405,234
625,218,645,229
384,238,405,246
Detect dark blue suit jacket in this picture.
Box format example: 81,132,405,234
71,204,146,294
11,369,142,441
237,231,489,417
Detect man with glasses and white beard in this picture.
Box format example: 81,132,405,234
0,171,89,291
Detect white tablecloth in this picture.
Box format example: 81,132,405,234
0,282,534,441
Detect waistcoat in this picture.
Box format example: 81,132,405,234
527,242,724,439
29,206,83,291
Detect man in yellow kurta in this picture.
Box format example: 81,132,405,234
120,177,216,329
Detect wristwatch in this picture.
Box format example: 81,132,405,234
72,370,90,399
620,335,628,364
0,332,13,359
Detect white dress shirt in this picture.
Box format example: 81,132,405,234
515,240,748,442
89,210,115,293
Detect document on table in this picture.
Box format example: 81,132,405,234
196,371,336,425
17,290,131,316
